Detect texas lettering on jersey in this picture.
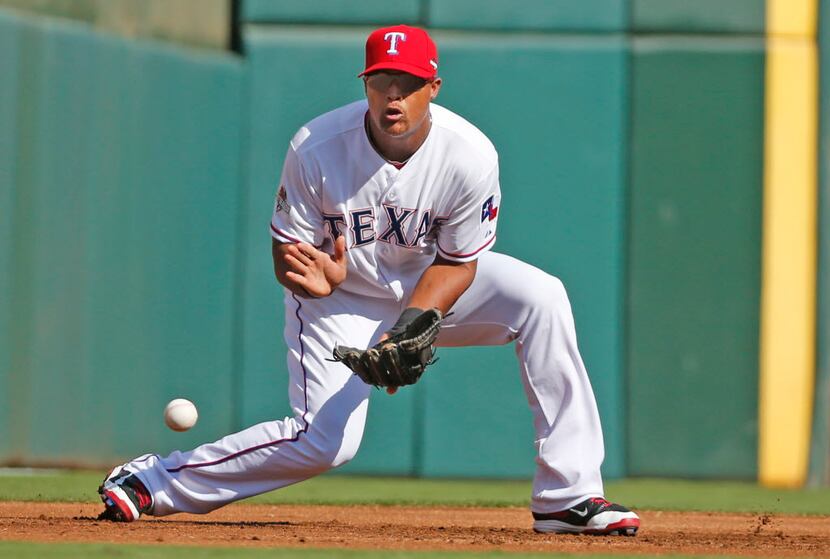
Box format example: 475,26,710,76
322,207,449,248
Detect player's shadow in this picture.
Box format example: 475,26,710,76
76,516,292,526
147,519,292,527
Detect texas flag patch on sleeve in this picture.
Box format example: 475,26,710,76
481,194,499,223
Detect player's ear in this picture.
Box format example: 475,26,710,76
429,77,442,100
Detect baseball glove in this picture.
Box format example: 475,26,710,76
331,308,444,389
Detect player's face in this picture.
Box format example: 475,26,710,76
364,71,441,138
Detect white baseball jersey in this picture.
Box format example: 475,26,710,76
270,100,501,300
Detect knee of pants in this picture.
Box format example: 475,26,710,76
330,439,361,468
327,425,363,468
545,275,569,310
514,271,569,316
302,419,365,471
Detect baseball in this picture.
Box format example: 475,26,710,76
164,398,198,432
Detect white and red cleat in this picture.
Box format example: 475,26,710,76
533,497,640,535
97,464,153,522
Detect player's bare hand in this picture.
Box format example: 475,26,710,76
284,236,348,297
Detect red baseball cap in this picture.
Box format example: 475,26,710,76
358,25,439,79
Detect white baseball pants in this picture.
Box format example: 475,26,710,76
127,251,606,516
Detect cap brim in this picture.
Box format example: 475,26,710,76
358,61,436,79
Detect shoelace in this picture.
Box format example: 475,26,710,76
589,497,613,508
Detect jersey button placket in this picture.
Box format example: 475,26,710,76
381,168,398,203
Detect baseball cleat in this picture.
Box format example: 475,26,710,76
97,464,153,522
532,497,640,535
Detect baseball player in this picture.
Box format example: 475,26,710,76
98,25,640,536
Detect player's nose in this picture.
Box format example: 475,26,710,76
385,79,404,100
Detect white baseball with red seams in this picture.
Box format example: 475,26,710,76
163,399,198,432
117,99,612,519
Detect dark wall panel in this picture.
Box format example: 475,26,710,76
632,0,765,33
4,13,49,463
627,37,765,478
242,0,420,25
0,9,30,460
428,0,628,31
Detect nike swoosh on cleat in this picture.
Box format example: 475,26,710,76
569,507,589,517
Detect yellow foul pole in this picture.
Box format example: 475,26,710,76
759,0,818,488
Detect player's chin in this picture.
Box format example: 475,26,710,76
379,119,410,137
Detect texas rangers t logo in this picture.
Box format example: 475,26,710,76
384,32,406,54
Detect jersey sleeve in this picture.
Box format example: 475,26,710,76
436,164,500,262
270,143,324,246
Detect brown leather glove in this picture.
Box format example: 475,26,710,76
331,308,444,389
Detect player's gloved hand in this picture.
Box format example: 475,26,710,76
331,308,444,391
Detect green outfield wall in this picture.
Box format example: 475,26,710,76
4,0,828,486
632,0,765,32
236,0,769,480
425,1,627,31
627,37,765,478
242,0,421,26
0,9,244,465
0,9,28,459
241,0,764,33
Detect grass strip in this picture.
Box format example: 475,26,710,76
605,478,830,516
0,471,828,515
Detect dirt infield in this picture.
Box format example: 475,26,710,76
1,502,829,556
